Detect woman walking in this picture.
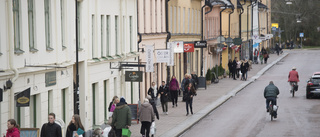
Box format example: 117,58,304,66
138,99,155,137
169,76,179,108
240,60,249,81
66,114,85,137
4,119,20,137
184,83,196,116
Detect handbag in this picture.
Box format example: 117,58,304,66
122,128,131,137
150,121,156,135
183,95,188,101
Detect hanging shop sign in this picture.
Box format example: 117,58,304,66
194,41,207,48
125,71,143,82
167,43,175,66
155,50,170,63
145,45,154,72
16,88,31,107
172,41,184,53
233,38,242,45
183,43,194,52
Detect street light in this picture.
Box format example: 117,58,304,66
285,0,293,5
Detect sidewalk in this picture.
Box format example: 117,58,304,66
129,53,288,137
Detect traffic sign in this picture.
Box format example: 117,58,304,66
300,33,304,37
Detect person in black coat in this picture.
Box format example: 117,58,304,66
157,81,169,114
184,83,196,116
147,95,159,120
66,114,85,137
232,57,238,80
40,113,62,137
148,82,156,99
228,59,233,78
191,72,199,90
240,60,249,81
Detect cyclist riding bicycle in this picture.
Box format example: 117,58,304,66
288,67,299,93
264,81,279,118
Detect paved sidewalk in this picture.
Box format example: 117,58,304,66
129,53,288,137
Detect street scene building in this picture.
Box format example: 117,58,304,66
6,0,320,137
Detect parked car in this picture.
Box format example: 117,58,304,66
306,75,320,99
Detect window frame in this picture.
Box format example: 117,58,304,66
45,0,53,51
13,0,24,54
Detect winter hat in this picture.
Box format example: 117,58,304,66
144,99,149,103
120,97,126,103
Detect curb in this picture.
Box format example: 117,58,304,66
160,53,289,137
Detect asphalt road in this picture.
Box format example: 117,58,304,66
182,49,320,137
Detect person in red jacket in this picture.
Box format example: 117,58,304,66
288,67,299,93
4,119,20,137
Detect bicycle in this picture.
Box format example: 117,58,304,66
290,82,298,97
268,102,278,121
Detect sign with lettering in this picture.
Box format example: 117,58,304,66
125,71,143,82
145,45,154,72
155,50,170,63
16,88,31,107
167,43,175,66
194,41,207,48
173,41,184,53
183,43,194,52
45,71,56,87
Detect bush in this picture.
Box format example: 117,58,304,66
206,68,212,81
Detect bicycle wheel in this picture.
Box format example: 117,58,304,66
269,104,273,121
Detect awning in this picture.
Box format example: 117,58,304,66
258,2,268,9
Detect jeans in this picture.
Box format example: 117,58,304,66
140,121,152,137
171,90,178,106
266,97,277,116
186,98,193,114
115,129,122,137
161,102,168,112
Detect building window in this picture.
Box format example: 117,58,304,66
173,6,176,33
13,0,23,54
114,77,117,95
106,15,110,56
61,0,66,50
92,83,97,126
61,88,67,122
178,7,180,33
183,7,185,33
30,94,39,128
115,16,118,55
92,15,96,59
28,0,37,52
188,8,190,33
123,16,126,54
45,0,53,51
77,2,82,50
101,15,105,57
169,6,172,32
129,16,133,52
191,9,193,34
104,80,108,122
48,90,53,114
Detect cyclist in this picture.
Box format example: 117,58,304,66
264,81,279,118
288,67,299,93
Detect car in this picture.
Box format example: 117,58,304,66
306,75,320,99
313,72,320,76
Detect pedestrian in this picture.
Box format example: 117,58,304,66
148,82,157,100
184,83,196,116
181,74,191,101
232,57,237,80
290,39,294,50
111,97,131,137
236,58,241,78
138,99,155,137
66,114,85,137
40,113,62,137
108,97,119,125
286,40,290,49
146,95,159,120
254,49,259,64
157,81,169,115
191,72,199,90
4,119,20,137
228,59,233,78
169,76,179,108
240,59,249,81
275,43,280,56
261,47,268,64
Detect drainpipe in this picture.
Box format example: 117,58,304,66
247,1,252,42
166,0,171,84
228,7,234,37
6,0,19,118
239,0,245,38
220,4,227,36
201,0,212,77
137,0,142,102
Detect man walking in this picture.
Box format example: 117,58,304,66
264,81,280,118
40,113,62,137
232,57,237,80
157,81,169,114
191,72,199,90
111,97,132,137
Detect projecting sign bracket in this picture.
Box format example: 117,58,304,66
110,62,146,71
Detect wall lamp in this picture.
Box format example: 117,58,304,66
4,79,13,91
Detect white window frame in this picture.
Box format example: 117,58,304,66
115,15,119,55
45,0,53,51
178,7,180,33
106,15,110,56
188,8,190,33
28,0,37,52
101,15,105,57
92,15,96,59
13,0,24,54
61,0,66,50
129,16,132,52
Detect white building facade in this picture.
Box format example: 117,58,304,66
0,0,138,133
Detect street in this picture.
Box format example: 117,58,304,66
182,49,320,137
